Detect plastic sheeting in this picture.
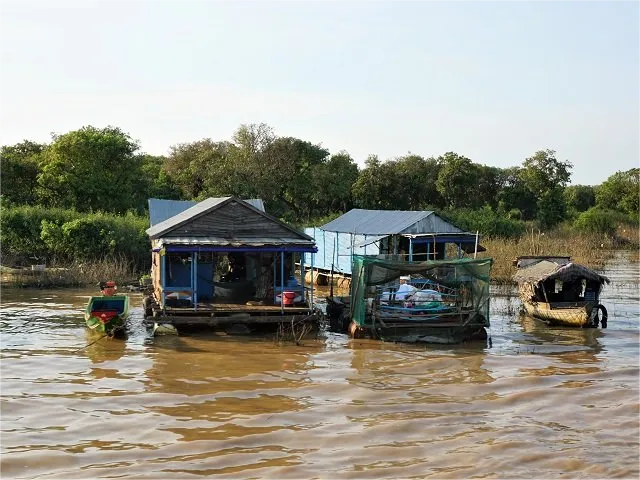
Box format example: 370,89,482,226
302,227,382,274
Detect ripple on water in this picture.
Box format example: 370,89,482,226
0,255,638,479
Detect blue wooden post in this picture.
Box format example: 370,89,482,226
320,227,327,267
280,250,285,312
160,253,166,310
192,251,198,311
310,249,314,309
409,237,413,261
273,254,277,304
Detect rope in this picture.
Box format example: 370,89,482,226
72,333,108,353
2,309,116,353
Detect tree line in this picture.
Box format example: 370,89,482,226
1,123,638,265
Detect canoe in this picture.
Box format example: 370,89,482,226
85,294,129,336
522,300,590,327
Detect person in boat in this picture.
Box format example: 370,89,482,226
380,276,418,303
396,276,416,299
99,280,117,296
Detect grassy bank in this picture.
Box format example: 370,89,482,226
0,258,141,289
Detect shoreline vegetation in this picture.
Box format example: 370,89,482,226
0,257,141,290
2,228,637,289
2,123,638,290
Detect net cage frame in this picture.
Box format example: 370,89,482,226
350,254,493,327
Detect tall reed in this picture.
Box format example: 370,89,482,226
0,256,140,289
479,226,637,283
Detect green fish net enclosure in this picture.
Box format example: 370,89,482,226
350,255,493,331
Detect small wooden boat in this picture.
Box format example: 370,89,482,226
85,281,129,336
325,295,350,331
513,256,609,328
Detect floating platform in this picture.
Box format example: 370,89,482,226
143,296,321,335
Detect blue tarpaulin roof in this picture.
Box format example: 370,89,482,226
148,198,265,226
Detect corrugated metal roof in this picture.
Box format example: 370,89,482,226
146,196,315,244
148,197,265,226
320,209,463,235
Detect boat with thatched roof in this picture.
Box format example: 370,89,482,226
512,256,609,328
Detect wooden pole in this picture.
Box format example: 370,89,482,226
541,282,550,304
474,231,479,259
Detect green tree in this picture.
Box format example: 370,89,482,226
226,123,279,200
496,167,536,220
519,149,572,228
132,154,182,210
563,184,596,218
473,165,503,209
164,124,336,223
394,154,443,210
310,151,359,215
165,139,237,199
352,154,448,211
1,140,46,205
231,123,275,193
595,168,639,217
435,152,479,209
520,149,572,193
352,155,406,210
36,126,141,213
262,136,330,221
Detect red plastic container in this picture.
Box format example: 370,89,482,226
282,291,296,306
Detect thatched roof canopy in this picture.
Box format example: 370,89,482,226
513,261,610,285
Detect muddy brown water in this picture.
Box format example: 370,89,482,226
1,252,638,479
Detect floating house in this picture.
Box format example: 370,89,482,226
303,208,485,280
143,197,320,335
303,208,490,340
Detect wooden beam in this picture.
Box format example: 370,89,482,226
156,314,319,326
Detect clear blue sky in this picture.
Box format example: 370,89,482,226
1,0,638,185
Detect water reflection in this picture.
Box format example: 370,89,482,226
517,313,603,352
84,331,127,364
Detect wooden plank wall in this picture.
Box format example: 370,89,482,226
164,201,300,239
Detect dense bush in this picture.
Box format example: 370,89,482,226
0,205,81,263
441,206,527,239
573,207,629,235
1,205,150,267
